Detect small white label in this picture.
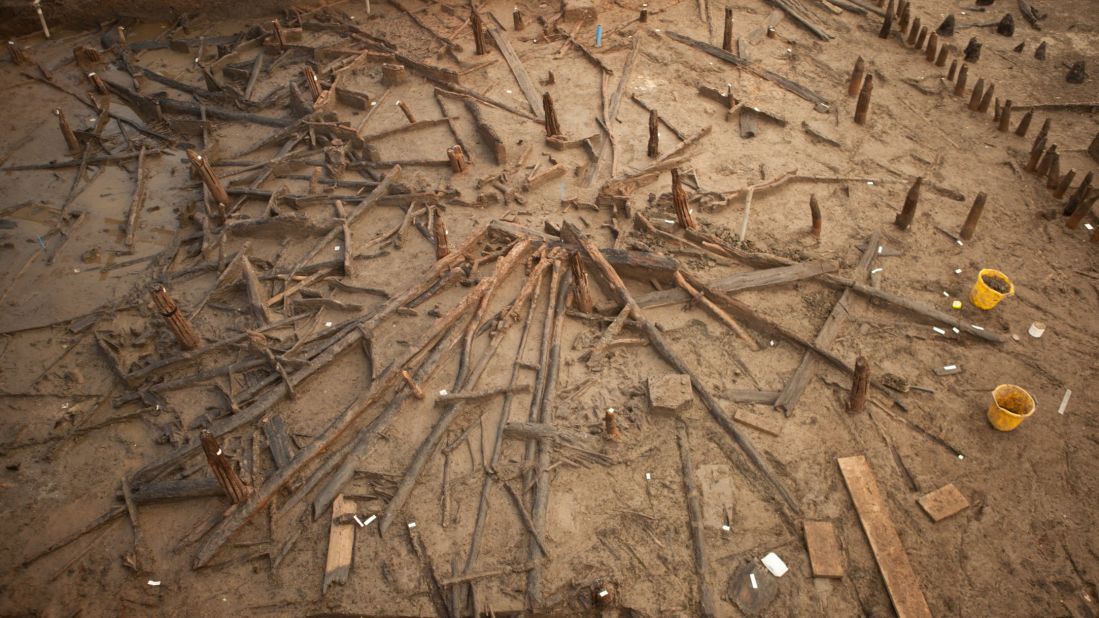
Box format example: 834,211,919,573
956,239,964,246
943,364,957,371
147,580,161,586
971,324,985,331
750,573,758,589
942,291,950,297
954,268,963,274
871,267,883,274
952,327,960,334
216,448,222,456
334,245,341,251
325,321,333,327
439,389,448,396
761,552,788,577
407,521,417,529
353,515,365,527
597,590,609,598
876,245,883,254
933,327,946,335
722,524,731,531
364,514,377,527
644,472,651,480
1085,223,1094,231
1057,389,1072,415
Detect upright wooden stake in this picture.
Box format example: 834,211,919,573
200,430,251,504
7,40,29,65
271,20,287,51
997,99,1013,131
1026,138,1047,172
1033,118,1052,148
381,63,406,86
1046,155,1061,190
513,7,525,30
809,194,822,239
1066,193,1098,230
55,108,81,153
151,285,202,350
543,92,561,137
1054,169,1076,199
897,0,909,31
1064,172,1094,216
671,169,697,229
854,74,873,125
722,7,734,52
848,56,866,97
303,66,321,100
432,207,450,258
847,356,869,414
959,191,986,240
186,149,231,207
1013,110,1033,136
1036,145,1058,177
894,177,922,230
947,60,958,81
953,63,968,96
878,0,894,39
935,45,948,67
446,145,466,173
570,252,595,313
640,3,648,21
925,33,939,62
471,11,487,55
604,409,622,441
906,18,921,46
647,109,659,157
967,78,985,110
977,83,995,113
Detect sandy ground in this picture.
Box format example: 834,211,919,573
0,0,1098,616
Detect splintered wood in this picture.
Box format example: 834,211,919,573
322,494,356,593
838,456,932,618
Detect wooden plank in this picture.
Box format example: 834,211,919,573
486,27,543,119
838,456,932,618
263,414,294,469
322,494,356,594
917,484,969,522
636,260,837,308
804,520,845,578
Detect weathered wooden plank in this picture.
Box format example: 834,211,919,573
263,414,294,469
486,27,543,119
322,494,356,594
636,260,837,308
804,520,845,578
917,484,969,522
733,407,784,436
838,456,932,618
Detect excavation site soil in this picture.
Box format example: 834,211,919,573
0,0,1097,615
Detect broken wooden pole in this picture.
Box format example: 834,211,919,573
676,422,716,617
150,284,202,350
1026,137,1047,172
87,71,108,95
672,169,697,229
200,429,251,504
894,176,922,230
543,92,562,138
878,0,894,38
847,356,869,414
947,59,958,81
186,149,230,207
647,109,659,157
1066,192,1097,230
854,74,873,125
997,13,1015,37
401,369,426,399
953,63,968,96
570,252,595,313
471,11,487,55
1046,155,1061,190
897,0,910,32
937,14,955,36
54,108,81,153
1036,145,1058,177
906,17,921,46
640,3,648,21
1033,118,1052,148
968,78,985,110
446,145,466,173
513,7,525,30
382,63,406,86
124,146,148,251
959,191,987,240
397,100,416,123
1054,169,1076,199
722,7,734,52
848,56,866,97
998,99,1013,131
432,208,450,259
809,194,822,239
271,20,287,50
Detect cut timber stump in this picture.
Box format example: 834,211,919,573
917,484,969,522
804,521,845,578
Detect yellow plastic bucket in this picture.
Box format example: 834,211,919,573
969,269,1014,310
986,384,1035,431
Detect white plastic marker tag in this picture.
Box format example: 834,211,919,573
1086,224,1094,231
932,327,947,335
876,245,883,254
749,573,758,589
761,552,788,577
353,515,365,527
952,327,960,334
970,324,985,331
722,524,731,532
148,580,161,586
216,449,222,456
407,521,417,529
954,268,963,274
644,472,652,480
597,590,609,598
439,390,448,396
1057,389,1072,415
870,267,883,274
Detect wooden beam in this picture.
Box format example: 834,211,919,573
636,260,836,308
322,494,356,594
487,27,543,119
838,456,932,618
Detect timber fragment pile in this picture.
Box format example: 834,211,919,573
0,0,1097,615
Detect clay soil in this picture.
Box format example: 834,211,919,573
1,0,1098,616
